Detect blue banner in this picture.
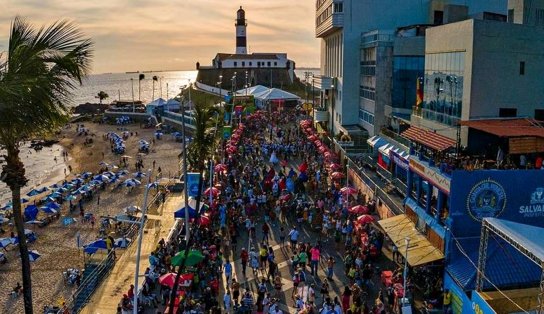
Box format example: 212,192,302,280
186,172,200,198
449,170,544,237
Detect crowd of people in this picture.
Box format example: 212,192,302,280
118,108,424,314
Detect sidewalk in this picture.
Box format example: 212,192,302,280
80,194,184,314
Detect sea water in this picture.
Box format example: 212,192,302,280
0,144,68,206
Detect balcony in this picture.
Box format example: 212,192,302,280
311,75,333,91
315,0,343,38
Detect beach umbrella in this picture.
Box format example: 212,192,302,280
114,237,131,248
25,220,43,225
39,187,50,193
357,214,375,225
158,273,194,288
50,183,60,189
318,146,327,153
171,250,205,267
56,187,67,193
65,195,77,201
28,250,41,262
0,237,13,249
329,163,342,171
39,206,57,215
124,180,136,187
174,205,197,219
330,172,345,180
26,189,40,197
94,174,110,182
46,202,61,210
203,187,220,197
349,205,369,215
133,172,146,178
340,187,357,195
49,192,61,198
20,198,29,204
0,217,9,225
99,161,109,166
307,135,317,141
124,205,141,214
119,169,129,175
82,172,93,179
214,164,228,173
83,239,110,254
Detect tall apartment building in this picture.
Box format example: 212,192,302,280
313,0,507,139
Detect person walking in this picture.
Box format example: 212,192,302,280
262,222,270,244
223,290,232,313
240,248,249,277
288,226,299,251
326,256,335,280
310,245,321,276
224,259,233,286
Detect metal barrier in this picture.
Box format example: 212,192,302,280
68,179,176,313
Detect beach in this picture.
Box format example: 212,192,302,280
0,121,182,313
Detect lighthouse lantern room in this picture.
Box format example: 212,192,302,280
235,6,247,54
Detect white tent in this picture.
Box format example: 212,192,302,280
165,98,181,111
236,85,270,96
146,98,166,115
253,88,301,101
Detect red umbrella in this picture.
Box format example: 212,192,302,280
357,214,375,225
307,135,317,141
204,187,220,197
318,146,327,153
199,214,211,226
324,151,332,158
340,186,357,195
298,162,308,173
279,193,292,201
330,172,345,180
329,163,342,170
214,163,228,173
159,273,194,288
349,205,369,215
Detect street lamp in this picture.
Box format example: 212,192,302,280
132,175,157,314
401,237,411,312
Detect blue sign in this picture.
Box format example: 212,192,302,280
390,150,409,171
449,170,544,237
186,172,200,198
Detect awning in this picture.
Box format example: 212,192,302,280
378,214,444,266
367,135,387,148
401,126,456,151
459,118,544,138
378,144,394,156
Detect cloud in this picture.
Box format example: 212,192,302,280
0,0,320,73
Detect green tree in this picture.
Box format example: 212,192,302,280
168,100,219,313
0,17,93,313
96,90,109,104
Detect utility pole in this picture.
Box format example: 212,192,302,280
131,78,135,113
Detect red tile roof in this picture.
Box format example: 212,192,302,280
401,126,457,151
459,118,544,138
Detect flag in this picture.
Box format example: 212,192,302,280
416,77,423,108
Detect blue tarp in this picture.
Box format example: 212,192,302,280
446,237,541,290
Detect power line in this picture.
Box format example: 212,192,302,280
446,228,530,314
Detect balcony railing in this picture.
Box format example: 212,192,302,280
316,13,344,37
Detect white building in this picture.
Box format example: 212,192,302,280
411,17,544,145
312,0,508,138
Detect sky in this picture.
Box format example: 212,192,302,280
0,0,320,74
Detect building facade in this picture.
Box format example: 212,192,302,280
313,0,508,138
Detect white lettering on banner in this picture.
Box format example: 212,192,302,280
519,187,544,217
409,158,450,193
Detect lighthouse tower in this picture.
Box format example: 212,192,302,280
235,6,247,54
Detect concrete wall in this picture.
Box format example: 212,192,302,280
470,19,544,118
508,0,544,25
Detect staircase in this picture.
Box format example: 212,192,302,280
70,254,116,313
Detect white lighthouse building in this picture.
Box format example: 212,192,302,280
235,6,247,54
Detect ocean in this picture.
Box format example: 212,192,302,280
71,69,320,106
0,69,320,206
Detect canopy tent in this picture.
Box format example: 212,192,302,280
253,88,301,109
236,85,270,96
401,126,456,152
378,214,444,267
367,135,388,150
165,98,181,111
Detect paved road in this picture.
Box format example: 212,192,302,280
81,194,183,314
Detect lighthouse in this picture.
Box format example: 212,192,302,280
235,6,247,54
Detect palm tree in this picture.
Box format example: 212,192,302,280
96,90,109,104
0,17,93,313
168,100,219,314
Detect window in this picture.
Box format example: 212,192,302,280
536,109,544,121
333,2,343,13
434,10,444,25
233,61,237,67
249,62,252,66
499,108,517,117
274,62,277,66
267,61,271,67
242,61,245,67
508,9,514,23
359,109,375,125
520,61,525,75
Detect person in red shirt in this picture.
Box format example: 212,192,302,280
240,248,249,277
536,156,543,169
127,284,134,299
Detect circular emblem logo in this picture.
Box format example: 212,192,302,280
467,179,506,221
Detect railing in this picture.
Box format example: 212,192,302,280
347,159,404,215
68,181,174,313
380,127,410,148
162,111,197,130
194,81,228,97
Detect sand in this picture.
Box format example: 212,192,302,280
0,122,182,313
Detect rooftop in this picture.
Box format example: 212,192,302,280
460,118,544,139
214,53,281,61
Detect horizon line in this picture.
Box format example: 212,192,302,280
92,66,321,75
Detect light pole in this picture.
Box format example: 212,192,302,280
132,174,156,314
179,86,190,244
131,78,135,113
402,237,411,311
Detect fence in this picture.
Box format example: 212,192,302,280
68,183,171,313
